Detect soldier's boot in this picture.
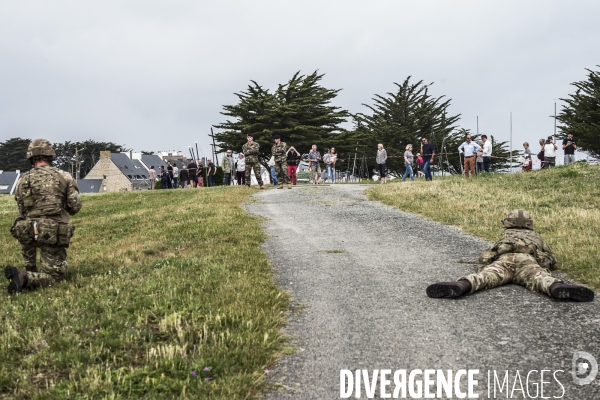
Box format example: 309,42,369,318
277,184,284,189
5,265,27,294
26,265,38,273
549,282,594,302
260,185,266,190
426,280,472,298
287,183,292,189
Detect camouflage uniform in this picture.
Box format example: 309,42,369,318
271,141,291,185
458,212,561,296
9,139,82,291
242,141,264,187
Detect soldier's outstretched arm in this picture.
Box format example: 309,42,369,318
66,178,82,215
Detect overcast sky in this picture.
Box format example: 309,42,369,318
1,0,598,164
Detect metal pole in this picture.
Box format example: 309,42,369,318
477,116,479,137
210,128,219,166
510,112,513,173
554,102,557,137
351,145,358,182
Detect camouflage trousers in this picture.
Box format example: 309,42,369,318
458,253,561,296
274,161,290,184
245,162,263,186
21,244,68,289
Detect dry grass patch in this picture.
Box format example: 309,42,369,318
0,187,288,399
367,163,600,288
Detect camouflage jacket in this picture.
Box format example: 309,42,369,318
271,142,288,163
478,228,557,270
15,166,82,224
242,141,261,163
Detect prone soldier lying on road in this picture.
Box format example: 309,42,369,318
426,209,594,302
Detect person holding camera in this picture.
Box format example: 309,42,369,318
543,136,558,168
562,133,577,165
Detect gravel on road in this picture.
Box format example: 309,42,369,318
245,184,600,399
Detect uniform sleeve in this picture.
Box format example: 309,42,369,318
14,178,26,219
535,240,557,270
65,174,82,215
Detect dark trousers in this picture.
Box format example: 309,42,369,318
223,173,232,185
236,171,245,185
208,175,214,187
161,177,169,188
483,156,491,172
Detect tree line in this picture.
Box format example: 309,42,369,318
215,68,600,176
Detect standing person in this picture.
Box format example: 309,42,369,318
242,133,265,189
537,138,546,169
268,156,278,186
376,143,387,184
308,145,321,185
166,162,174,189
426,209,594,302
323,149,333,183
271,135,292,189
562,133,577,165
522,142,533,171
458,134,481,178
148,165,157,190
222,149,235,185
179,165,188,188
329,147,337,183
475,142,484,174
236,153,246,185
159,166,169,189
286,146,301,185
206,158,216,187
187,160,197,188
481,134,492,172
172,163,179,188
197,159,204,187
415,153,424,178
402,144,415,182
420,138,435,181
543,136,558,168
6,139,82,294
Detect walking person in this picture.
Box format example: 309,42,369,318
522,142,533,171
236,153,246,185
271,134,292,189
415,153,425,178
179,165,188,188
187,160,197,188
197,159,205,187
148,165,157,190
268,156,278,186
458,134,481,178
166,162,174,189
481,134,492,172
323,149,334,183
308,145,321,185
420,138,435,181
476,142,484,174
172,163,179,188
207,158,216,187
376,143,388,184
562,133,577,165
402,144,415,182
222,149,235,185
543,136,557,168
286,146,301,185
329,147,337,183
242,133,265,189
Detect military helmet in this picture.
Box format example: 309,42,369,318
26,139,56,160
502,209,534,230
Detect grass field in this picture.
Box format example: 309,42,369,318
367,162,600,289
0,187,288,399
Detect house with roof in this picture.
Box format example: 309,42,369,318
83,151,151,192
0,170,21,195
77,179,103,194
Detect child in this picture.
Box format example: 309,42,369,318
416,153,425,177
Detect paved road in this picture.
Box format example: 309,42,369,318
246,185,600,399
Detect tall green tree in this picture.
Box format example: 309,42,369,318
53,140,129,179
354,77,461,175
213,71,349,168
0,138,31,171
557,67,600,158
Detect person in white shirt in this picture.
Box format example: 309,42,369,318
543,136,558,168
236,153,246,185
458,134,481,178
481,134,492,172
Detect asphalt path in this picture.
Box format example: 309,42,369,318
245,184,600,399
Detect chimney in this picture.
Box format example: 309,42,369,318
100,151,111,159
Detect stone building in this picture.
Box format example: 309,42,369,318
83,151,151,192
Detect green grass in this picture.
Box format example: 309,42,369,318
0,188,288,399
367,163,600,289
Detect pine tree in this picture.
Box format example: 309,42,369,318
0,138,31,171
557,67,600,158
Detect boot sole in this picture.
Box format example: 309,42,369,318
426,283,464,298
553,287,594,302
5,265,22,294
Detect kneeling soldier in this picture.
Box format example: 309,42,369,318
5,139,82,294
426,209,594,302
